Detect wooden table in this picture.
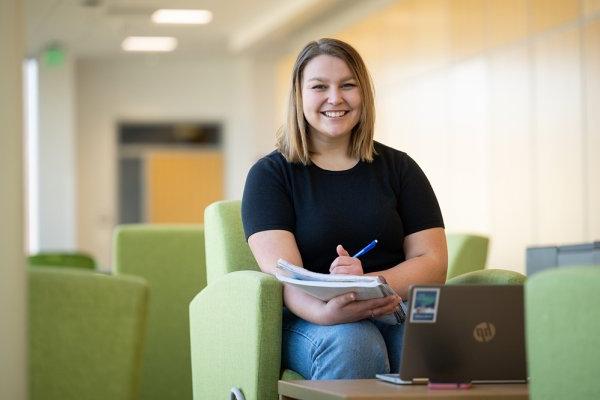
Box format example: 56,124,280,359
279,379,528,400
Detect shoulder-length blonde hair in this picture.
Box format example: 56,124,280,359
276,38,376,165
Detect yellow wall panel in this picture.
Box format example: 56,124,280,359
448,0,485,60
584,0,600,15
584,19,600,239
276,54,294,126
334,8,389,77
369,0,417,80
335,0,449,83
147,151,223,223
487,0,527,48
383,0,449,80
529,0,579,34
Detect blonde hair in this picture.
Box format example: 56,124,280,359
276,38,376,165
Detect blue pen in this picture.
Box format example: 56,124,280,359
352,239,378,258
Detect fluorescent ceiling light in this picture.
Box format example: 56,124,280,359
152,9,213,24
121,36,178,52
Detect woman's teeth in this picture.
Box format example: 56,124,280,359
322,111,347,118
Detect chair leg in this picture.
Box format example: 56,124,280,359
230,387,246,400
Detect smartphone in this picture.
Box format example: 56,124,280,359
375,373,414,385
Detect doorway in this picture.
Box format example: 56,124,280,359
118,121,223,224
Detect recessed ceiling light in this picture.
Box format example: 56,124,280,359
151,9,213,25
121,36,178,52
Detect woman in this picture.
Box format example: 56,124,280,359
242,38,447,380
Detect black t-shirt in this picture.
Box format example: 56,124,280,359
242,141,444,274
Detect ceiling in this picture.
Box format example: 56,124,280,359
24,0,351,60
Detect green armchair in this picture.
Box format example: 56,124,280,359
189,200,301,400
113,224,206,400
526,265,600,399
446,233,489,280
29,267,148,400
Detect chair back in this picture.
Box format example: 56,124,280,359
446,233,489,280
28,252,96,270
526,265,600,400
204,200,259,283
446,268,526,285
113,224,206,400
29,267,148,400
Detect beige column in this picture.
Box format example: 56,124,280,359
0,0,27,399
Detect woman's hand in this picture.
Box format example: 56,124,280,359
329,245,364,275
319,291,402,325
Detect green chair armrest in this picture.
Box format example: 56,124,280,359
189,270,283,400
28,252,96,270
280,369,304,381
446,268,526,285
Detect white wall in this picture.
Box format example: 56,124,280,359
0,0,27,398
76,55,278,267
36,52,77,252
230,55,281,165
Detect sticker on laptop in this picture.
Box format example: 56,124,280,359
410,287,440,323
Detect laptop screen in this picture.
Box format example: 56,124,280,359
399,285,527,384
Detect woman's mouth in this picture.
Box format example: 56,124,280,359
321,110,348,118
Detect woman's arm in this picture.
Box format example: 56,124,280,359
375,227,447,298
330,227,447,299
248,229,401,325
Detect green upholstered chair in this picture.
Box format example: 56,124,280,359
29,267,148,400
526,265,600,400
189,200,302,400
28,251,96,270
446,233,489,280
113,224,206,400
446,268,526,285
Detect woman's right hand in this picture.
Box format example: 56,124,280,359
319,292,402,325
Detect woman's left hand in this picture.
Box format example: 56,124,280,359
329,245,364,275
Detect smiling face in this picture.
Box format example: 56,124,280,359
301,54,362,144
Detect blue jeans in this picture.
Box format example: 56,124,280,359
282,308,406,380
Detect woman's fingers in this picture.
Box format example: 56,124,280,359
371,302,400,317
373,296,400,317
364,295,401,317
329,256,354,270
326,292,400,323
330,266,354,275
336,244,350,257
329,256,363,275
355,295,397,310
330,292,356,308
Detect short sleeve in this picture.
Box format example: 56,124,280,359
241,156,296,240
397,155,444,235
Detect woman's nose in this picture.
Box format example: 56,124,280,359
327,88,343,104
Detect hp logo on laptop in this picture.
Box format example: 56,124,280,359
473,322,496,342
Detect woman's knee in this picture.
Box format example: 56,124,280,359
312,321,390,379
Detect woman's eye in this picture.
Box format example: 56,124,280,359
312,84,326,90
342,83,357,89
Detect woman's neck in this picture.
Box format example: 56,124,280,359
310,134,358,171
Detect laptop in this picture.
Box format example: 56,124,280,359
377,285,527,385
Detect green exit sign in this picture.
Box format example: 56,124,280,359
43,46,65,67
